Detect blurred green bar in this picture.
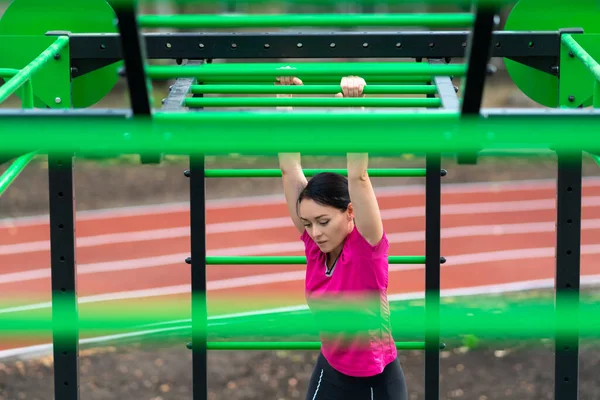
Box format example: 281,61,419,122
185,97,441,108
146,63,466,79
191,75,434,84
118,0,518,7
4,110,600,155
205,168,427,177
206,256,425,264
0,36,69,105
21,80,34,109
205,341,426,350
190,84,437,95
0,152,37,198
138,13,474,28
0,68,20,78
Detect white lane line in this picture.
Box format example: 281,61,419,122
2,243,600,315
2,217,600,286
2,273,600,361
3,195,600,256
3,176,600,228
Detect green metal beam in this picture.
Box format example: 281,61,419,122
146,63,466,79
138,13,474,28
1,110,599,155
0,152,37,198
0,36,69,105
561,34,600,82
184,97,441,108
190,84,438,95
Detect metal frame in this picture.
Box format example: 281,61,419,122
0,3,588,400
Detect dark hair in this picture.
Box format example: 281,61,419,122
296,172,351,213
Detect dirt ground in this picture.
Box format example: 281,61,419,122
2,68,600,399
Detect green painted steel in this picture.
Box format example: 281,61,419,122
188,76,435,84
2,110,599,155
0,68,33,108
190,84,437,95
204,168,427,178
112,0,517,7
0,36,69,105
562,35,600,82
205,341,426,350
206,256,425,264
0,0,120,108
0,152,37,198
184,97,441,108
559,34,600,107
147,63,466,79
0,36,72,108
138,13,474,28
504,0,600,107
0,68,19,78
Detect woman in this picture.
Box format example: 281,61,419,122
276,75,409,400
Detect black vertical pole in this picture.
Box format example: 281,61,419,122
554,151,581,400
425,153,442,400
187,61,208,400
458,7,497,165
48,155,79,400
189,153,208,400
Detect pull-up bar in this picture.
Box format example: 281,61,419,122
189,84,438,95
138,13,475,28
146,62,467,79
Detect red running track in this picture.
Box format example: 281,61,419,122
1,178,600,354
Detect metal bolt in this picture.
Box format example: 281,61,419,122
568,95,575,102
569,51,574,58
54,54,60,60
55,97,61,104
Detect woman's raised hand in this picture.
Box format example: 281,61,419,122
336,76,366,98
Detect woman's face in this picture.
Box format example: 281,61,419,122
298,198,354,254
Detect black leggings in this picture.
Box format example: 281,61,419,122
305,353,408,400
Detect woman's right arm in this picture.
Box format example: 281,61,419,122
275,72,307,234
278,153,308,234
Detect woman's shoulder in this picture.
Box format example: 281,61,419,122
347,224,389,257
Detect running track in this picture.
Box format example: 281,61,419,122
1,177,600,357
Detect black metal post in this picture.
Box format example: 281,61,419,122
189,153,208,400
458,7,497,165
554,151,582,400
113,3,159,164
48,155,79,400
184,60,208,400
425,153,442,400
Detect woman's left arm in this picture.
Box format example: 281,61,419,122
347,153,384,246
338,76,384,246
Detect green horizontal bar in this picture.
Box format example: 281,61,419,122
206,256,425,264
185,97,440,108
0,151,37,197
146,63,466,79
0,68,20,78
191,76,434,84
561,34,600,82
203,341,426,350
0,36,69,105
190,84,437,95
205,168,427,178
138,13,473,28
116,0,517,7
2,110,600,155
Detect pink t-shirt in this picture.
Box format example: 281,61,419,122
301,224,397,377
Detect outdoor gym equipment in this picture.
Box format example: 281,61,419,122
0,0,598,399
